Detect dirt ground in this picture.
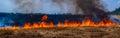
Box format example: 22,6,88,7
0,26,120,38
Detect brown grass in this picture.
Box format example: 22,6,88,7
0,26,120,38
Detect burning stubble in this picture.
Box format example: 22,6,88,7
0,15,117,30
14,0,106,15
10,0,116,28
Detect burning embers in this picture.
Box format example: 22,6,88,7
0,15,117,30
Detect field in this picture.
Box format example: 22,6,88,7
0,25,120,38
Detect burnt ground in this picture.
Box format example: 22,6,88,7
0,26,120,38
0,13,110,27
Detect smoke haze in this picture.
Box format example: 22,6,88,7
0,0,120,14
14,0,80,14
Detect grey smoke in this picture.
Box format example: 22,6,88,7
14,0,106,15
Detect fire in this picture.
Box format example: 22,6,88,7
0,15,117,30
41,15,48,21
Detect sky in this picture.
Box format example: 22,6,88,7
101,0,120,11
0,0,16,12
0,0,120,13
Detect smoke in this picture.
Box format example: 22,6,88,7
14,0,79,14
14,0,35,13
14,0,106,15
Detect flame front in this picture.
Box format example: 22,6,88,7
1,15,117,30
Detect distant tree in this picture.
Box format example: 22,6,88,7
113,7,120,15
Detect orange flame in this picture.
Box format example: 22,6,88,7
1,15,117,30
41,15,48,21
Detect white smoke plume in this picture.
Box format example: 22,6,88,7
14,0,105,15
14,0,79,14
